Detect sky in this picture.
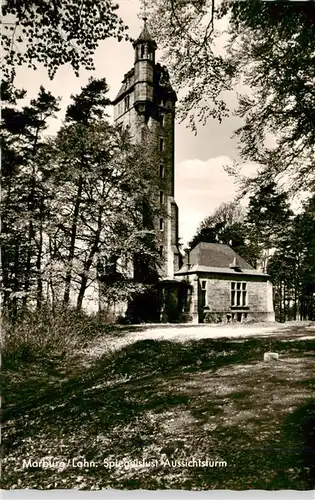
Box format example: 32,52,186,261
14,0,255,246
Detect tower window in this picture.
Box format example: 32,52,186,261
159,191,164,204
124,95,130,112
159,218,164,231
159,164,164,178
159,246,163,257
140,44,145,58
159,138,165,151
160,114,165,127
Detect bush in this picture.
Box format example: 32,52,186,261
1,307,114,370
179,312,193,323
203,312,223,324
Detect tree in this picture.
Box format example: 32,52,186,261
1,85,60,315
245,181,293,271
188,201,252,262
147,0,234,129
2,0,129,80
147,0,315,192
57,78,111,306
268,196,315,321
40,78,163,311
199,201,245,232
1,78,163,316
50,123,162,310
227,1,315,193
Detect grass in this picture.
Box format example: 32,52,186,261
2,320,315,490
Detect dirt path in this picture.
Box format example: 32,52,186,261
83,321,315,360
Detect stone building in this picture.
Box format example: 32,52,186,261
110,19,274,324
175,243,275,323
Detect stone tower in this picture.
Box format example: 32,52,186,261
112,18,181,278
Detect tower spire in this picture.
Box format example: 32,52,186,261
141,0,147,21
133,7,157,54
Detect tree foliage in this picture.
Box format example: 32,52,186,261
1,85,61,314
1,78,162,316
245,181,293,270
2,0,129,80
147,0,235,128
188,201,252,263
268,196,315,321
147,0,315,192
228,1,315,192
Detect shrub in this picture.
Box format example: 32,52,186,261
203,312,222,324
1,307,114,370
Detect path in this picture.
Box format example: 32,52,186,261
83,321,315,360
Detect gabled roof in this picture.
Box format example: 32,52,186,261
175,242,268,277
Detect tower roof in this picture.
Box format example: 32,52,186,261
133,18,157,48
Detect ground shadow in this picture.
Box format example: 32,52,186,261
3,336,315,489
279,399,315,489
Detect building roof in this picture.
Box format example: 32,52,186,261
175,242,269,277
112,68,134,104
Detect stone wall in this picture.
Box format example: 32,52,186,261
184,273,275,323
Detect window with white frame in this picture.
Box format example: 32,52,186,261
231,282,247,307
159,218,164,231
159,191,164,204
159,137,165,151
201,279,207,307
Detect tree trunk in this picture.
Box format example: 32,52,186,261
76,236,101,310
278,282,281,322
36,212,43,310
76,211,102,310
23,125,41,308
23,222,35,308
294,281,297,321
48,235,56,313
283,283,287,322
63,176,83,306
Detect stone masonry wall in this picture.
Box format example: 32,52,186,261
205,276,268,313
184,273,275,323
